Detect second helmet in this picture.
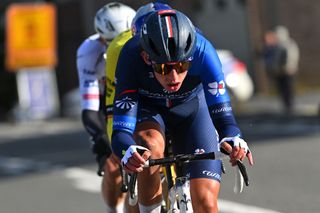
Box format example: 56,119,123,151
94,2,136,40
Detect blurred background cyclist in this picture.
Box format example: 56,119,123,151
76,2,136,212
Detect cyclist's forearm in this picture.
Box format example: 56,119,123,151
81,109,106,139
111,130,135,159
213,115,242,139
209,102,242,139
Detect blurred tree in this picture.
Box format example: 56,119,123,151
246,0,269,94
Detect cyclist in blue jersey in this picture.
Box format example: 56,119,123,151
111,9,254,213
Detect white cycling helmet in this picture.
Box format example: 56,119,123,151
94,2,136,40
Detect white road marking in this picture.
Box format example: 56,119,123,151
63,167,284,213
218,199,283,213
0,155,57,175
0,120,83,143
64,167,101,193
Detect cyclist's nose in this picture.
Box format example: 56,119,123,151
168,68,179,78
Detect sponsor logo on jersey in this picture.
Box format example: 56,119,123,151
113,120,135,129
139,88,195,100
106,77,115,88
208,81,226,96
115,97,135,110
84,80,98,87
202,170,221,180
113,115,136,132
83,68,95,75
211,106,232,114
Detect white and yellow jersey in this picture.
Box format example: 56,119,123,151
105,30,133,140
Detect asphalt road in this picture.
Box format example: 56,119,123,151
0,115,319,213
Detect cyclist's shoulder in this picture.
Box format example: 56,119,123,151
122,34,140,51
117,35,141,60
110,30,133,47
189,32,220,71
77,34,105,57
115,36,146,78
194,32,217,52
191,33,218,67
107,30,133,55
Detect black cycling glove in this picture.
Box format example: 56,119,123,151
90,133,112,176
82,109,112,176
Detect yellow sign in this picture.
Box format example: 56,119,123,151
5,3,57,71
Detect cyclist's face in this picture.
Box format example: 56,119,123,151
153,62,188,92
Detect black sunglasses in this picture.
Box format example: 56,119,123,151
152,61,192,75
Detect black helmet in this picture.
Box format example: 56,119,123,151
140,10,197,63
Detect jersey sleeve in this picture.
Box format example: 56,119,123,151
111,39,139,158
194,35,242,139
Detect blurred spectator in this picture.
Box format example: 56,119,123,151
275,26,300,77
275,26,300,113
263,27,300,114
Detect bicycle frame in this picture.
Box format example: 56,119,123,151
167,176,192,212
145,151,249,212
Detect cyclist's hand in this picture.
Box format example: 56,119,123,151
219,137,254,166
121,145,151,174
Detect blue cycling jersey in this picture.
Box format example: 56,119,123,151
112,32,241,157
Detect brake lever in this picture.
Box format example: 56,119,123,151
236,160,250,186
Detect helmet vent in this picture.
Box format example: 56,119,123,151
96,28,104,34
108,2,120,9
106,20,115,32
148,39,160,56
185,34,192,53
167,37,176,60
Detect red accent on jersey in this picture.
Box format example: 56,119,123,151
83,94,99,99
119,89,137,96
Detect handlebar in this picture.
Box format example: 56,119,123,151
144,152,224,166
144,151,250,187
